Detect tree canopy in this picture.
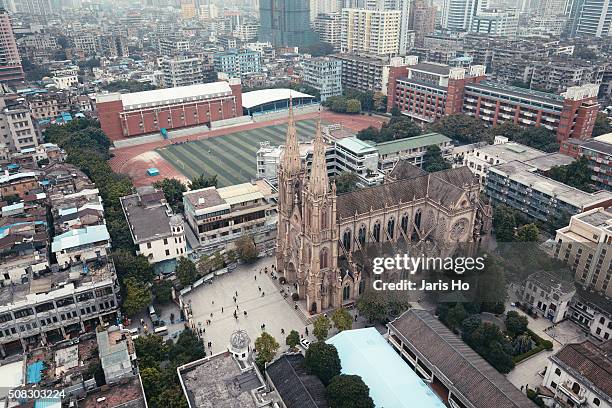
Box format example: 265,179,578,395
356,290,410,324
175,257,198,286
422,145,451,172
326,375,374,408
332,172,360,194
188,173,217,190
235,234,258,263
593,112,612,137
548,156,595,192
331,308,353,332
153,178,187,212
357,116,420,143
122,277,152,317
427,114,491,144
304,342,342,385
255,332,280,370
313,315,331,342
286,330,300,350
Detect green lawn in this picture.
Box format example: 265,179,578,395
156,120,318,187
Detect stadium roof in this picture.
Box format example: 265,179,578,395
241,89,314,109
327,327,446,408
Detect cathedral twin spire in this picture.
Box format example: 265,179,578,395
281,96,329,197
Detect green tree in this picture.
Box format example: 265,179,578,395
326,375,374,408
516,224,539,242
175,257,198,286
356,290,410,324
235,234,258,263
304,342,342,385
511,127,558,153
357,116,420,143
476,255,507,309
346,99,362,113
548,156,594,192
169,329,206,365
153,386,189,408
332,171,360,194
153,281,173,303
461,315,482,337
313,315,331,341
103,80,157,93
422,145,451,172
188,173,218,190
329,96,348,113
445,304,467,331
123,277,152,317
112,250,155,282
493,205,517,242
140,367,162,397
390,106,401,117
153,178,187,212
331,308,353,332
134,334,169,369
593,112,612,137
286,330,300,350
254,332,280,370
428,114,491,144
505,311,528,338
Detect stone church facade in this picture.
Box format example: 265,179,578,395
276,107,492,314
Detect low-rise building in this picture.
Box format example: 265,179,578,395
485,161,612,224
541,340,611,408
160,56,215,88
553,207,612,297
0,171,39,200
51,225,111,267
333,137,384,186
560,134,612,191
183,181,277,251
121,187,187,264
569,287,612,341
518,271,576,323
376,132,454,171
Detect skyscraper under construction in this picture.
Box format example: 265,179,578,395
258,0,319,48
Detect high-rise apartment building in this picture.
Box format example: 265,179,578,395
574,0,612,37
441,0,482,31
364,0,412,55
313,12,342,51
0,9,24,85
258,0,319,48
340,8,401,57
470,8,519,36
302,57,343,101
160,56,216,88
410,0,437,46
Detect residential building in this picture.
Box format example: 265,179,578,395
518,271,576,323
71,32,97,55
574,0,612,37
470,8,519,36
212,49,261,78
97,34,129,59
96,79,243,141
441,0,481,31
527,59,607,95
340,8,401,57
0,9,23,85
158,37,191,56
559,135,612,191
258,0,319,48
0,257,119,356
233,23,260,42
553,207,612,297
302,57,342,101
51,225,111,267
0,171,39,200
333,137,384,186
26,91,71,120
485,160,612,224
387,59,601,141
96,326,137,384
541,340,611,408
160,56,215,88
569,287,612,341
330,53,389,94
463,136,574,185
183,181,277,251
313,12,341,51
0,99,39,153
386,309,537,408
255,141,333,185
120,186,187,264
409,0,437,46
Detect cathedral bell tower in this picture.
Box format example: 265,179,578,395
302,120,340,313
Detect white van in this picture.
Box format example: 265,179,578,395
154,326,168,336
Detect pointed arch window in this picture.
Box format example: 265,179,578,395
343,229,352,252
373,222,381,243
387,218,395,240
414,210,422,230
320,248,329,269
358,225,366,246
401,214,409,234
321,208,328,230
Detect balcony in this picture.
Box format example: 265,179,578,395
557,382,587,405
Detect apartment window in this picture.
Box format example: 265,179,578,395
550,381,557,389
163,238,168,245
165,249,170,256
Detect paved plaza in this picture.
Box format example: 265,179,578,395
183,257,314,355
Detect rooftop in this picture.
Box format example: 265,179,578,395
582,139,612,155
79,375,146,408
474,142,547,163
552,341,612,401
120,191,176,244
523,153,575,171
489,161,612,208
184,182,266,213
335,136,377,155
96,81,233,110
375,133,452,156
51,225,110,253
266,354,328,408
241,89,315,110
527,271,575,295
466,81,565,105
327,328,445,408
410,62,451,76
389,310,537,408
178,352,265,408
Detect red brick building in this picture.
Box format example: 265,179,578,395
387,59,600,142
96,79,243,141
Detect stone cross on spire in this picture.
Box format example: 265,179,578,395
308,119,328,196
281,95,301,175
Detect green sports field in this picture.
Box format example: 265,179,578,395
156,120,319,187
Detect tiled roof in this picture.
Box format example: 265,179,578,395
266,354,328,408
552,341,612,398
389,310,537,408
